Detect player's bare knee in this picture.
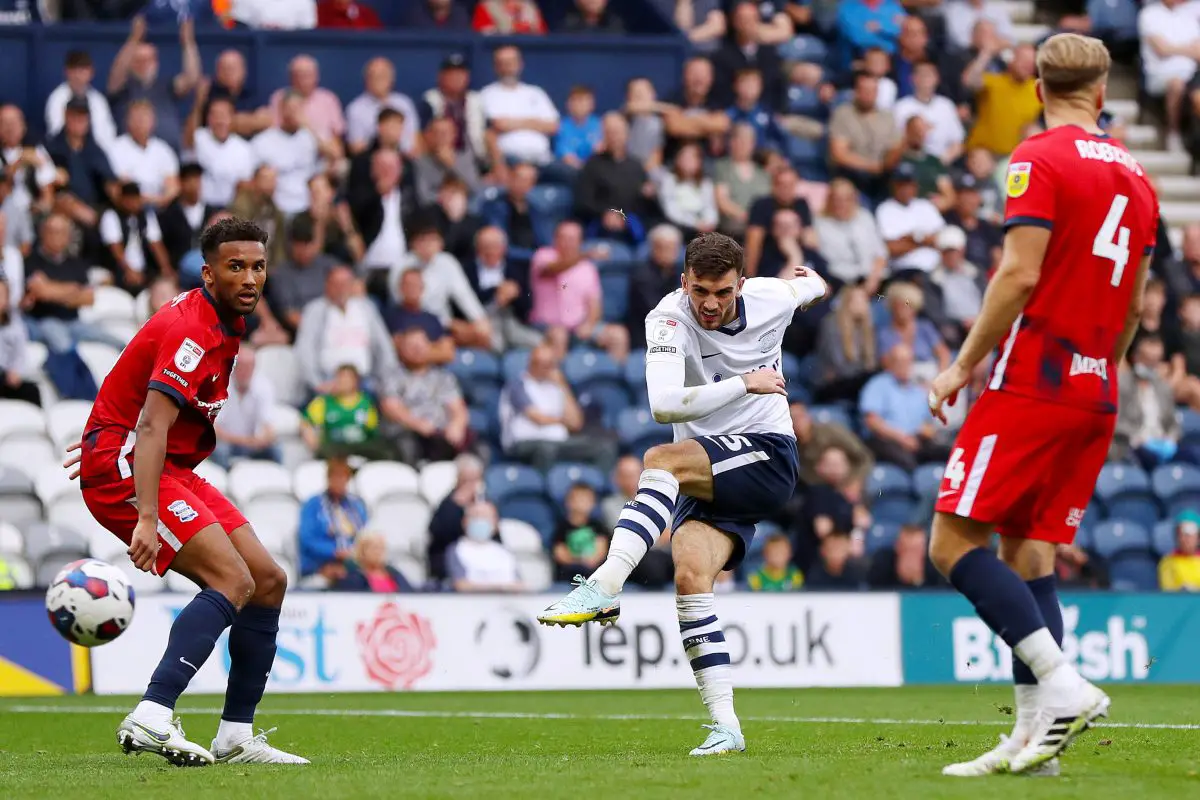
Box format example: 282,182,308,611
252,562,288,607
643,444,679,474
213,563,256,609
673,561,713,595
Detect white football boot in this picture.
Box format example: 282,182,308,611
1009,669,1110,774
942,733,1060,777
689,724,746,756
117,715,214,767
211,727,311,765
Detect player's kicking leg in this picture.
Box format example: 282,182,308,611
930,513,1108,776
117,524,253,767
672,520,745,756
538,440,707,626
209,524,308,765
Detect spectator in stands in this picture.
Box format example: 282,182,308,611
713,1,783,109
206,50,270,139
551,483,610,582
473,0,547,34
434,177,484,267
793,444,870,572
45,98,118,230
575,113,649,246
229,166,286,271
1113,335,1184,467
758,207,809,278
813,178,886,292
829,72,902,201
1179,294,1200,380
346,58,419,157
0,279,38,405
384,268,457,363
99,182,172,291
878,280,949,377
298,456,368,585
876,163,946,280
1139,0,1200,153
447,501,525,592
468,226,541,351
233,0,317,28
380,327,471,463
212,344,280,469
597,453,674,587
391,221,491,348
743,167,815,278
963,41,1040,156
815,283,879,402
894,15,965,103
501,342,617,471
675,0,726,52
790,401,874,489
269,56,346,151
628,224,683,347
107,101,178,209
1159,510,1200,591
482,45,560,168
414,117,481,207
354,149,408,295
252,93,328,216
892,60,966,166
945,0,1015,52
837,0,904,59
334,532,414,592
658,143,719,238
931,226,981,341
296,264,397,394
46,51,117,151
861,342,949,469
302,364,390,459
0,212,22,304
0,174,34,255
555,86,603,171
713,123,769,238
107,17,199,152
419,54,487,169
726,68,787,154
868,523,940,589
623,77,666,171
663,56,731,160
428,453,485,580
748,534,804,591
489,162,540,252
862,46,898,111
1055,540,1109,589
961,148,1004,225
145,275,179,320
564,0,624,33
306,174,364,265
184,90,256,209
267,215,338,336
345,107,409,206
805,531,868,589
897,117,954,213
942,173,1002,276
318,0,384,29
0,105,56,226
530,220,629,362
405,0,471,29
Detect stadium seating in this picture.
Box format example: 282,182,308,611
393,553,428,587
354,461,421,507
3,555,34,589
418,461,459,507
245,496,301,554
912,463,944,499
0,400,47,441
600,272,631,323
34,463,79,510
809,405,853,429
498,496,559,546
485,464,546,504
866,464,915,525
1095,464,1160,529
1152,520,1176,559
228,460,294,505
866,523,900,555
1151,464,1200,518
0,521,25,556
375,508,432,560
516,552,554,591
577,381,632,430
1091,520,1153,559
77,342,121,386
501,349,532,386
545,463,609,505
45,400,93,450
193,460,229,495
617,408,671,456
499,518,546,555
255,344,305,407
0,467,41,528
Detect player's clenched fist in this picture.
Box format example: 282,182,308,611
741,368,786,396
128,517,161,575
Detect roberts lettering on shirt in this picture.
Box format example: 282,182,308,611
1073,139,1144,176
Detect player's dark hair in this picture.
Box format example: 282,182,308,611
200,217,269,264
685,232,744,280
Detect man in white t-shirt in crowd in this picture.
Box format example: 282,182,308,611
99,181,173,290
231,0,317,29
891,61,965,165
106,100,179,208
1139,0,1200,152
345,57,420,156
45,50,118,150
446,502,526,593
185,86,256,208
875,161,945,280
0,105,56,222
252,92,326,216
213,343,281,469
481,45,560,169
295,264,398,394
391,219,491,348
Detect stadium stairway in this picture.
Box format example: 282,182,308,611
1005,1,1194,248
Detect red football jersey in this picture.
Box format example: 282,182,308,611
84,289,245,478
989,125,1159,414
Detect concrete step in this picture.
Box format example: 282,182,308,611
1106,69,1139,101
1107,99,1140,122
1125,124,1159,148
1134,149,1191,176
1013,22,1051,43
1153,174,1200,201
1169,226,1183,251
1002,0,1035,24
1160,201,1200,226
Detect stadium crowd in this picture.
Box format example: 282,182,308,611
0,0,1199,597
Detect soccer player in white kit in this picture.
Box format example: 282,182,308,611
538,233,827,755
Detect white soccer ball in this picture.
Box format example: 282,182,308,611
44,558,136,647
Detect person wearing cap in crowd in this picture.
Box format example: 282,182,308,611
419,54,488,168
45,50,118,151
874,161,946,282
941,171,1002,278
930,225,981,344
1159,511,1200,592
346,57,420,156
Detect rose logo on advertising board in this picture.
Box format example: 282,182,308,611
356,602,436,689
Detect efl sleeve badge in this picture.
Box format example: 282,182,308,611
1006,161,1032,199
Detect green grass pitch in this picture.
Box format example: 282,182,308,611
2,686,1197,799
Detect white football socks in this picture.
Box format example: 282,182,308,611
131,699,172,729
590,468,679,595
216,719,254,748
677,593,740,731
1013,628,1069,682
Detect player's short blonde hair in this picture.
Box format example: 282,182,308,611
1036,33,1111,98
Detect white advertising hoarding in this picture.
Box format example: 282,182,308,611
91,592,902,694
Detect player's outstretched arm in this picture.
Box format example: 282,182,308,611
129,389,181,573
783,265,828,309
1113,254,1153,366
647,354,784,424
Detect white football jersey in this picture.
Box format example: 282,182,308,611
644,276,820,442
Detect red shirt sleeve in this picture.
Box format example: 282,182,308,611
1003,140,1056,231
148,321,212,408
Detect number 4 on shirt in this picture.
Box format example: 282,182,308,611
1093,194,1131,287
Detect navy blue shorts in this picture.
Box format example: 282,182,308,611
672,432,800,570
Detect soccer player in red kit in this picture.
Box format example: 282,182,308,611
72,218,308,766
926,34,1158,776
